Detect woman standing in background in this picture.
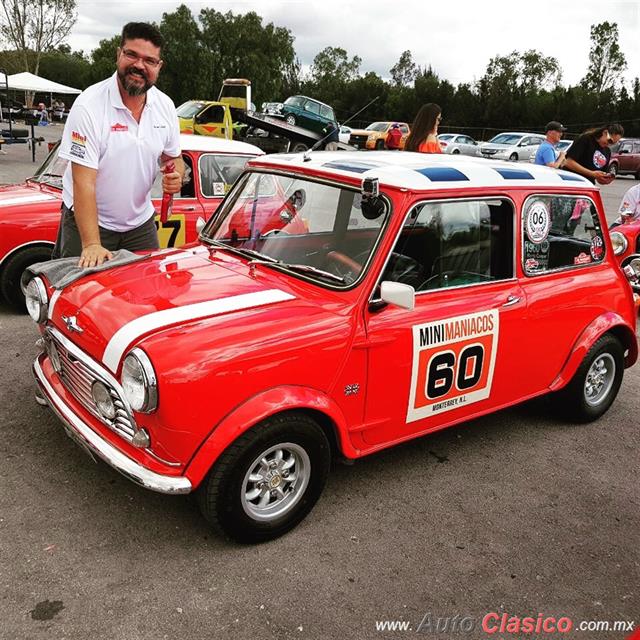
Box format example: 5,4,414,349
405,103,442,153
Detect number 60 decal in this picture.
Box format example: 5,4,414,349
407,310,499,422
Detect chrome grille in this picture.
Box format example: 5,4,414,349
45,330,137,442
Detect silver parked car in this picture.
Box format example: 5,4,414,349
479,132,546,162
437,133,480,156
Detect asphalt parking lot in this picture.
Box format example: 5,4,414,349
0,132,638,639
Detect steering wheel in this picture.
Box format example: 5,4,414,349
325,250,363,283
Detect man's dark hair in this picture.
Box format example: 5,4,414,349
121,22,164,49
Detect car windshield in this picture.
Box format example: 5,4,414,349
176,101,207,118
488,134,522,145
30,142,67,189
202,172,389,287
284,96,305,107
366,122,390,132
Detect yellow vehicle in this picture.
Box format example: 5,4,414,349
218,78,253,113
176,100,234,139
348,121,410,150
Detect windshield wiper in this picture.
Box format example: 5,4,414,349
238,248,279,262
250,260,345,283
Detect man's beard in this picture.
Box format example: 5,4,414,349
118,67,153,96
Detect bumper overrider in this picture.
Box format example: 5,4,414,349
33,353,192,495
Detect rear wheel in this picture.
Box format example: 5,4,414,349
0,245,54,310
290,142,308,153
452,148,460,154
197,412,331,543
375,140,385,150
554,334,624,423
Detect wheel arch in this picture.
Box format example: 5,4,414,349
549,312,638,391
183,385,357,489
0,240,55,273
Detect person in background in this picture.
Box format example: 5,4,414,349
404,103,442,153
385,123,402,150
534,121,567,168
322,121,340,150
37,102,49,125
54,21,183,268
610,182,640,227
563,123,624,184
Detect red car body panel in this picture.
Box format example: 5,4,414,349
30,152,638,497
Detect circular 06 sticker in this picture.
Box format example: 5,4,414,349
526,201,551,244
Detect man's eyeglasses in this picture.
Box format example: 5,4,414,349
120,48,161,68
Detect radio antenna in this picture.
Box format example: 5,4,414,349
302,95,380,161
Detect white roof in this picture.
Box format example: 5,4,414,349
7,72,81,94
250,150,593,191
179,134,263,156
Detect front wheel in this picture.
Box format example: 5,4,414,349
555,334,624,423
285,114,296,126
608,163,618,177
197,412,331,543
509,152,518,162
0,245,54,310
375,140,385,150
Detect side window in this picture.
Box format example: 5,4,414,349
196,105,225,124
383,199,514,291
632,142,640,154
620,142,633,154
199,154,253,197
304,100,320,115
522,195,604,275
400,125,409,134
320,105,334,120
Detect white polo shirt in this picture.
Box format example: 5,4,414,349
59,72,181,231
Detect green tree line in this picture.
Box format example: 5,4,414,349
1,5,638,137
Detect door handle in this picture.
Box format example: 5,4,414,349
182,206,196,211
502,295,521,307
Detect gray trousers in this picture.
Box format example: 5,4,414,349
52,204,159,258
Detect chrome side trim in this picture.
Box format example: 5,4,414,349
33,356,192,495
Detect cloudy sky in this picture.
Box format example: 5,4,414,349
68,0,639,88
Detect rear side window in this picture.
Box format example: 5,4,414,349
384,198,514,291
522,195,605,275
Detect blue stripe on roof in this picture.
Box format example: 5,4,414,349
493,168,534,180
559,173,586,182
414,167,469,181
322,161,381,174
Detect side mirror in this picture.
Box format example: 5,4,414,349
380,281,415,310
196,216,206,234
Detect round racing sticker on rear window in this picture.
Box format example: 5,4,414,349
525,200,551,244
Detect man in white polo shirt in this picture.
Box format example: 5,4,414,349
55,22,183,268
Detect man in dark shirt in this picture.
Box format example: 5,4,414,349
564,123,624,184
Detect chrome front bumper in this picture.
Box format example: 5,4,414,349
33,355,192,495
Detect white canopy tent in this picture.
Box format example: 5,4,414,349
7,72,81,95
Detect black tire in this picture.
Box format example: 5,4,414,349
290,142,308,153
375,140,385,150
0,245,54,310
452,148,460,154
1,127,28,138
608,163,618,177
509,152,518,162
285,114,296,126
197,412,331,543
635,169,640,180
555,334,624,423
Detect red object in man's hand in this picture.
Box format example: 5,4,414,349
160,161,175,223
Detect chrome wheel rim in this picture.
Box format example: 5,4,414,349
584,353,616,407
241,443,310,521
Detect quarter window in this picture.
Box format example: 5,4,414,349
522,195,604,275
383,199,514,291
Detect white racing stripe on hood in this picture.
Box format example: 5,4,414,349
0,194,57,207
102,288,295,372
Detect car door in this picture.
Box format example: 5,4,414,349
301,99,322,133
151,152,205,248
362,196,529,447
617,141,634,173
194,104,229,138
632,142,640,176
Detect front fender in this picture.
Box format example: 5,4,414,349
183,385,357,489
550,312,638,391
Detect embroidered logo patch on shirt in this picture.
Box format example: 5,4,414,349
111,122,128,132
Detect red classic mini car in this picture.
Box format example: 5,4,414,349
0,134,263,308
28,152,639,543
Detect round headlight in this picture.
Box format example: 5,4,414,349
610,231,628,256
121,349,157,413
91,380,116,420
629,257,640,275
25,277,48,323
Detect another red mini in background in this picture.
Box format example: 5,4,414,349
28,152,638,543
0,135,263,309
